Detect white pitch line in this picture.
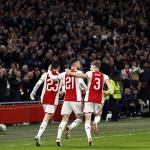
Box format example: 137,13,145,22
8,143,33,147
7,131,150,147
70,131,150,141
8,144,17,147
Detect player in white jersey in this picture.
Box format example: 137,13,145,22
48,58,87,146
67,60,113,145
30,61,63,146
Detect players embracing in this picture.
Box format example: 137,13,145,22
48,58,87,146
67,60,113,145
30,58,113,146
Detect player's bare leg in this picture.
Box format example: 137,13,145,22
56,115,69,146
65,114,82,139
93,115,101,135
35,113,53,146
92,105,103,135
85,113,93,146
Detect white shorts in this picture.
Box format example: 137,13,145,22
61,101,83,116
43,104,56,114
84,102,103,115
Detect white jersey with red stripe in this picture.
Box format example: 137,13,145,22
40,71,62,105
84,71,109,104
64,69,86,102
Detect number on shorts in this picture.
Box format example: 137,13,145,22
94,78,101,90
66,76,75,89
46,79,59,91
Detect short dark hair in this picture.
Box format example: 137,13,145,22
91,60,101,68
69,58,80,66
51,60,60,69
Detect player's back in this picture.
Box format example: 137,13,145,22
41,71,61,105
85,71,108,104
64,69,82,102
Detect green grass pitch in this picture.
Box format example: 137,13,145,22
0,118,150,150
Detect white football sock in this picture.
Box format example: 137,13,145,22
57,121,67,139
93,115,101,125
37,120,48,138
70,118,82,130
85,122,92,140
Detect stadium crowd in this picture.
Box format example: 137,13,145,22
0,0,150,117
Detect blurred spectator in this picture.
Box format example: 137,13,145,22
0,68,9,102
33,68,41,84
121,64,132,90
21,72,34,101
122,88,141,117
0,0,149,117
103,74,122,121
21,65,29,78
8,70,22,102
32,68,42,101
130,61,144,88
101,59,112,76
109,74,122,121
139,62,150,102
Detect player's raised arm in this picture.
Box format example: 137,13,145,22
30,73,46,100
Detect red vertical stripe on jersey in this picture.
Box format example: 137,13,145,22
42,71,60,104
88,71,104,104
64,69,77,101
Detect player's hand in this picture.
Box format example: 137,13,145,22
48,64,51,70
59,92,64,98
30,93,35,100
65,69,71,75
103,90,107,96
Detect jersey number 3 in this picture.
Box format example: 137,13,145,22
94,78,101,90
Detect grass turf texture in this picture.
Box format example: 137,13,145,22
0,118,150,150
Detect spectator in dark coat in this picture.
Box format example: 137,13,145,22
122,88,140,117
8,70,22,102
0,68,8,102
21,72,35,101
